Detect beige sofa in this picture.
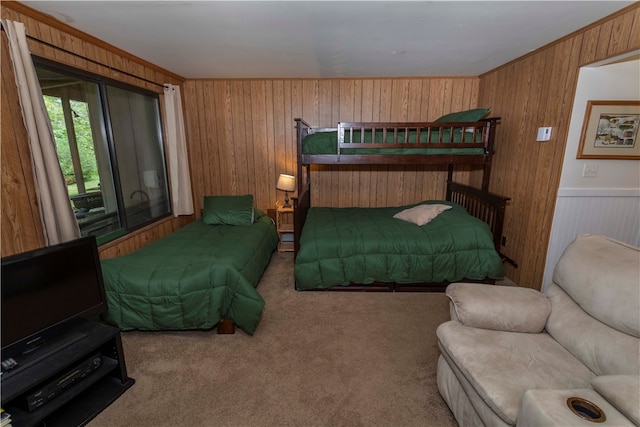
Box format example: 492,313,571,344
436,234,640,426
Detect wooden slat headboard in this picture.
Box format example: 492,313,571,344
446,181,517,267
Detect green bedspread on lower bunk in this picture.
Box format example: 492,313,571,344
302,129,485,155
294,202,503,290
101,215,278,334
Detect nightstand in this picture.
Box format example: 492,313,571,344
276,204,294,252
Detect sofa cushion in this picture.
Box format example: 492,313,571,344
545,283,640,376
447,283,551,333
437,355,511,427
552,234,640,338
591,375,640,425
436,321,595,425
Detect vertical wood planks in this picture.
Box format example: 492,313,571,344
478,4,640,289
181,77,481,211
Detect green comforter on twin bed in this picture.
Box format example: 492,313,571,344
100,215,278,334
294,202,504,290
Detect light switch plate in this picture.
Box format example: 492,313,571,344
537,127,552,141
582,163,598,178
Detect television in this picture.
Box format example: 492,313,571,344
1,236,108,366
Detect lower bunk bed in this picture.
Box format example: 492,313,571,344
294,181,512,292
100,199,279,335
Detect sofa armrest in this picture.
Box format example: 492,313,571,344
446,283,551,333
517,388,635,427
591,375,640,425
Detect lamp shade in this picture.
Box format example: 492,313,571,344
276,174,296,192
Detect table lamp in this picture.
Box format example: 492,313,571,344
276,174,295,208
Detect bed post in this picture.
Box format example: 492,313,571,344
294,119,311,198
293,189,310,255
294,119,312,256
481,117,499,191
217,318,235,334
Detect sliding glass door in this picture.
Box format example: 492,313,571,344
35,59,170,244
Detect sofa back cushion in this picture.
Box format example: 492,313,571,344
551,234,640,338
545,283,639,376
545,234,640,376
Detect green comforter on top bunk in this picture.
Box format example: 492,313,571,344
302,128,486,155
294,202,503,290
101,215,278,334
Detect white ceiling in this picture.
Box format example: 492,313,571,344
22,1,636,79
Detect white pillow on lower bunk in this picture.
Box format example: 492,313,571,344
393,204,452,226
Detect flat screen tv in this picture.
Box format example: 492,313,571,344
1,236,108,364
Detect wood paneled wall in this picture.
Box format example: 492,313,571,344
3,2,638,290
0,2,192,259
478,4,640,288
1,30,45,255
182,77,481,212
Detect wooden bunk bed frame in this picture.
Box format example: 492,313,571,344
295,117,499,188
292,117,516,291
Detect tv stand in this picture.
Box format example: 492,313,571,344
1,319,134,427
2,321,89,382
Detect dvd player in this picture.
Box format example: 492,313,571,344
23,353,103,412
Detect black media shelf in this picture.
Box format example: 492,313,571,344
1,319,134,427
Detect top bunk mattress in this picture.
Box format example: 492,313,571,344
302,128,486,156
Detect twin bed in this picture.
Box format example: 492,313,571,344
101,201,278,335
100,108,513,334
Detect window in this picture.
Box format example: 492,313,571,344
35,58,171,244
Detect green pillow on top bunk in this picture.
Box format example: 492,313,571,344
435,108,491,122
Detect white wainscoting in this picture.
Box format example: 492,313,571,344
542,188,640,290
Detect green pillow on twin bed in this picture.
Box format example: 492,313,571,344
435,108,491,123
203,194,255,225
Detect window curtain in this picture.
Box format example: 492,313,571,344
2,20,81,245
162,84,194,216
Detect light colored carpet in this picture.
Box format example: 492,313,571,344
89,252,457,427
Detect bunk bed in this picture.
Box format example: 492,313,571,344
293,111,515,292
101,197,279,335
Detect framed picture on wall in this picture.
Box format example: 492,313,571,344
577,100,640,159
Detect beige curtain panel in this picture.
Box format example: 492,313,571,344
163,84,194,216
2,19,81,245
